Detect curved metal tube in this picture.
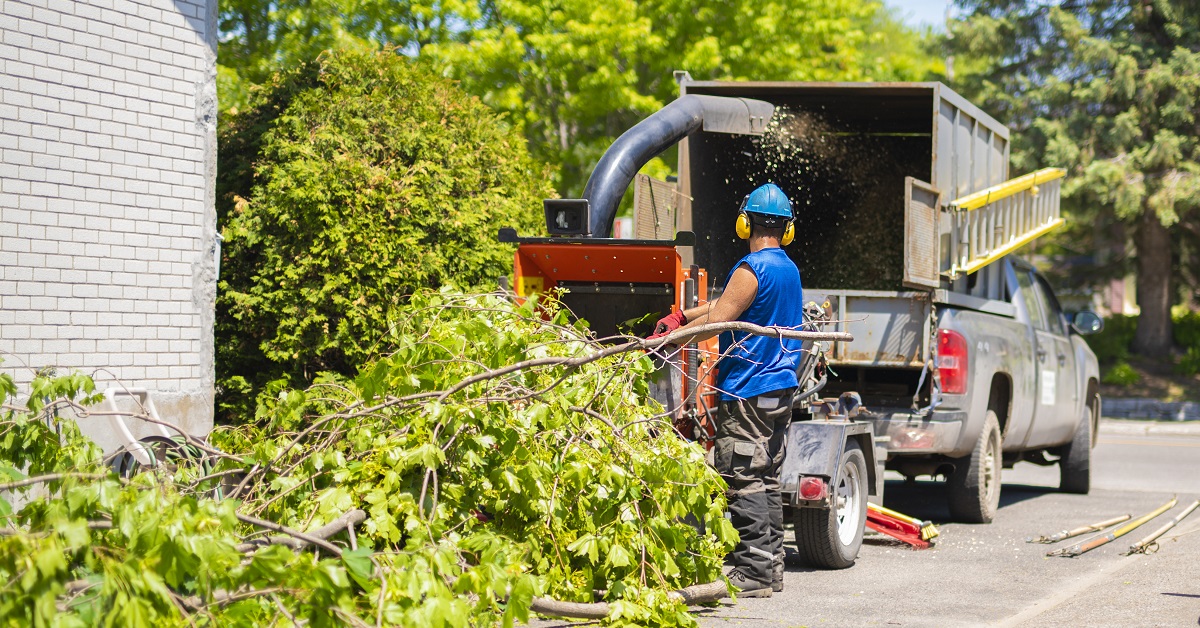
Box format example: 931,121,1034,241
584,95,774,237
798,373,828,402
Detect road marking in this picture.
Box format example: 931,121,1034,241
993,554,1144,627
1100,438,1200,448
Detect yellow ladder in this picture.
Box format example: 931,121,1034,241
944,168,1066,278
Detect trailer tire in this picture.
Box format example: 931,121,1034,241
793,440,867,569
947,410,1002,523
1059,398,1095,495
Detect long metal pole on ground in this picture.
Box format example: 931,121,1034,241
1126,499,1200,555
1047,496,1178,558
1027,514,1131,544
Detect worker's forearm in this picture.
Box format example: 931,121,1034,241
681,299,717,322
670,325,718,346
670,309,727,345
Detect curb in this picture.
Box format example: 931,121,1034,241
1102,398,1200,421
1099,418,1200,437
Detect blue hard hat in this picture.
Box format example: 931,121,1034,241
742,183,793,220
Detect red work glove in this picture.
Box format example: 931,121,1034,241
649,310,687,340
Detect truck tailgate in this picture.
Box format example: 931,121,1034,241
805,289,931,368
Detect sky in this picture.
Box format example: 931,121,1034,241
886,0,954,29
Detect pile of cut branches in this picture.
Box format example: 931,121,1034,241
1,291,745,626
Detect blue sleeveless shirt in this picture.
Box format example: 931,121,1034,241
717,248,805,400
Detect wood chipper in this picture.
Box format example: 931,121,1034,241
499,82,889,569
497,227,721,443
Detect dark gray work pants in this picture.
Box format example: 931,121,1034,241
714,387,794,586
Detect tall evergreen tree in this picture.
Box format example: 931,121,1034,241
949,0,1200,355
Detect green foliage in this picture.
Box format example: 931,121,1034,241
1171,310,1200,375
1102,361,1141,386
1173,310,1200,348
217,0,943,196
948,0,1200,354
216,49,551,414
1174,346,1200,376
423,0,943,196
1084,315,1138,364
2,292,733,626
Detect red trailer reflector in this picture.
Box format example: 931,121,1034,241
799,476,827,500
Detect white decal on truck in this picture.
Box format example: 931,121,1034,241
1041,370,1057,406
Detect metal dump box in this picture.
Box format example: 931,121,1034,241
677,80,1010,283
674,79,1019,368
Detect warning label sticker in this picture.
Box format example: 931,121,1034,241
1041,370,1057,406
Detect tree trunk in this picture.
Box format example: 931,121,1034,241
1133,209,1173,355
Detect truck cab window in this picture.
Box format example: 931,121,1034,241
1033,274,1067,336
967,264,1005,301
1015,270,1048,331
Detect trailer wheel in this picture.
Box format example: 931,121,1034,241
1059,397,1096,494
947,410,1002,523
793,440,867,569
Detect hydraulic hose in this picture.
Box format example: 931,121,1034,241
798,373,828,402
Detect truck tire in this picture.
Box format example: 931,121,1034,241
947,410,1002,523
793,440,867,569
1059,397,1096,494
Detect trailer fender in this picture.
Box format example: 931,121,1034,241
780,420,878,505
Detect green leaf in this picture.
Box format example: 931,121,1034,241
0,465,26,481
342,548,375,588
504,574,535,625
608,543,633,568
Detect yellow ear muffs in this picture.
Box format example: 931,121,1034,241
781,220,795,246
735,212,752,240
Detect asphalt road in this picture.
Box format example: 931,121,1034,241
689,419,1200,627
527,419,1199,627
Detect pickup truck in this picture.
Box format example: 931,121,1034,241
808,257,1103,522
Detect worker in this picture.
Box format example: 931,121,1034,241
649,182,804,598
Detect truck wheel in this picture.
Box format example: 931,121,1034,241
1059,398,1096,494
793,441,867,569
947,410,1002,523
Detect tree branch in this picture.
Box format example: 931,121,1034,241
0,473,116,492
529,580,728,619
235,509,366,555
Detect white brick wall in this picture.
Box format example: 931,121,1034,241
1,0,217,441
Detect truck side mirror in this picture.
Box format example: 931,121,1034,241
1071,311,1104,336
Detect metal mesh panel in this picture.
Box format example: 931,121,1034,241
632,174,679,240
903,177,941,289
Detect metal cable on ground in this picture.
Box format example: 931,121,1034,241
1027,514,1131,544
1126,499,1200,555
1047,497,1177,557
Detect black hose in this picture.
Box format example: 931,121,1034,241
797,373,827,402
584,95,774,236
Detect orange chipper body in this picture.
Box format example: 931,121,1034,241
512,240,720,447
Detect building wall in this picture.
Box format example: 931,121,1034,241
0,0,218,447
